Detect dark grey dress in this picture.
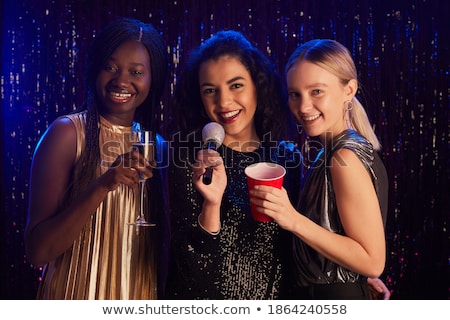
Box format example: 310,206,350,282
292,129,388,298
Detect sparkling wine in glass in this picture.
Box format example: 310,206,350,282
129,130,156,227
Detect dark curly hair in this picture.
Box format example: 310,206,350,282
170,30,295,142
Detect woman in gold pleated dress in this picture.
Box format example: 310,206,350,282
25,18,170,299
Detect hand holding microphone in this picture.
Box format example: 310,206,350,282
201,122,225,185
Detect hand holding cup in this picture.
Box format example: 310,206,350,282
244,162,286,222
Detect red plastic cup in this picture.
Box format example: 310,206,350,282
244,162,286,222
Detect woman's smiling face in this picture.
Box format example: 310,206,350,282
286,60,356,141
198,55,259,148
95,40,151,125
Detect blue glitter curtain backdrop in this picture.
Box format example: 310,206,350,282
1,0,448,299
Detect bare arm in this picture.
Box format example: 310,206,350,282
326,148,386,277
250,148,386,278
25,118,146,266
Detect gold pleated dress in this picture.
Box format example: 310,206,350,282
36,111,157,299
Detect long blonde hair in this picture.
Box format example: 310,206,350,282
285,39,381,150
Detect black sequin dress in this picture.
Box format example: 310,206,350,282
165,131,303,299
293,129,388,289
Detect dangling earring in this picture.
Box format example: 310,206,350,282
304,135,310,155
296,124,303,135
344,100,354,129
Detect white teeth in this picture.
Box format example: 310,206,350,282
222,110,240,118
110,92,132,99
303,114,320,121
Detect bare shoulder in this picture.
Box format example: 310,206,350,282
32,116,78,165
330,147,372,189
45,116,77,142
330,148,364,172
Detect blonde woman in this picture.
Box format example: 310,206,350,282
250,39,389,299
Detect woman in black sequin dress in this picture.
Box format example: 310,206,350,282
165,30,303,299
250,39,389,299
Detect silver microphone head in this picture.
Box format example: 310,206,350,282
202,122,225,147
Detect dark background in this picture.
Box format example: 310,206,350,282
1,0,448,299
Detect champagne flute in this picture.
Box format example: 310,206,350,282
129,130,156,227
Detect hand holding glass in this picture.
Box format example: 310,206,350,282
129,130,156,227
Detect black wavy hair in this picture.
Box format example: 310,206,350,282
170,30,295,142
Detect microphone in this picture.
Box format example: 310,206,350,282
201,122,225,185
